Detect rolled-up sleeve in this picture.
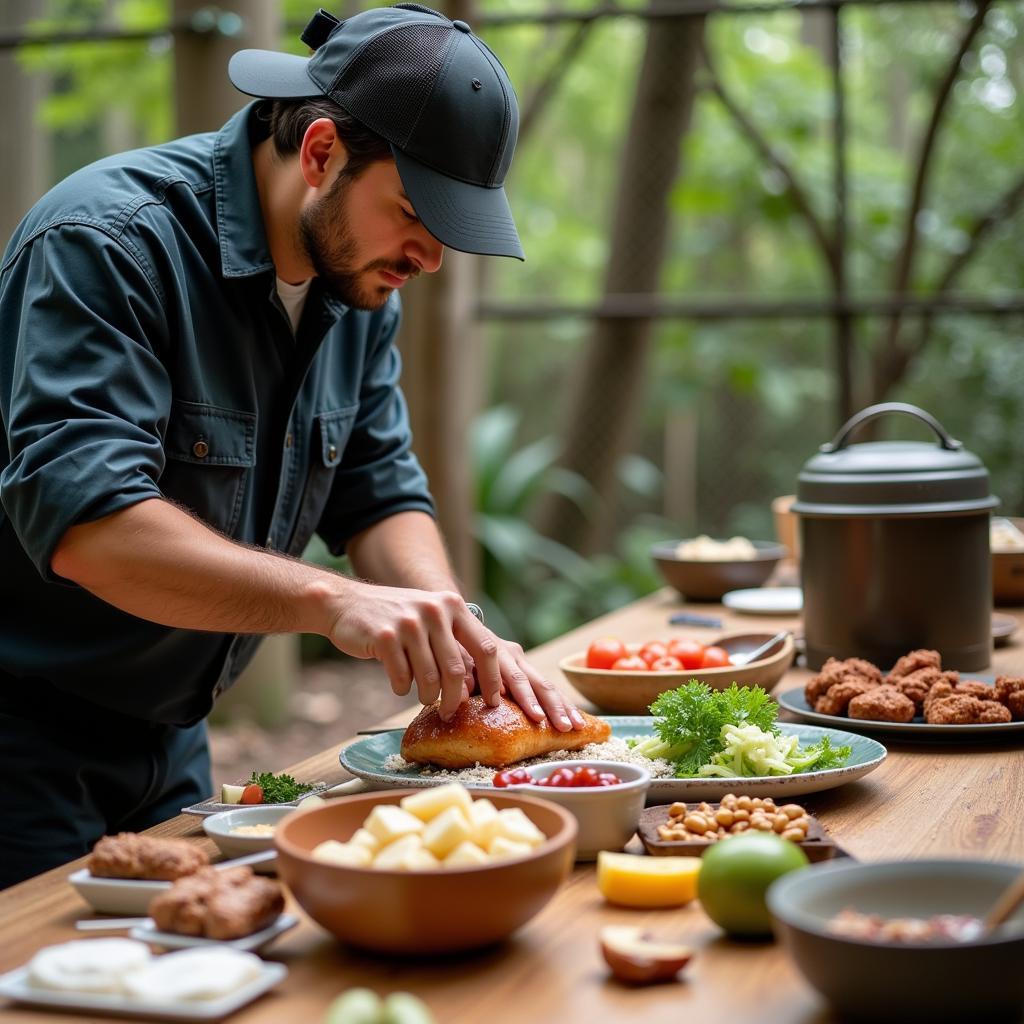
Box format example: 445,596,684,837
0,225,171,580
317,300,435,553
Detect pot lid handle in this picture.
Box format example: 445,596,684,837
820,402,962,453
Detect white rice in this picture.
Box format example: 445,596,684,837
382,736,674,782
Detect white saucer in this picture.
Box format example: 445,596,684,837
130,914,298,953
723,586,803,614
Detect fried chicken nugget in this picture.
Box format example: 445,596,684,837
149,866,284,940
889,649,941,679
815,679,878,716
926,695,1011,725
895,668,960,712
805,657,882,706
848,685,915,723
995,676,1024,720
88,834,209,881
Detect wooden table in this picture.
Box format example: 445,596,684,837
2,590,1022,1023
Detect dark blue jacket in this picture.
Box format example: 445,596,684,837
0,103,434,725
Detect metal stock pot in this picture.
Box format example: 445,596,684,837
792,403,998,671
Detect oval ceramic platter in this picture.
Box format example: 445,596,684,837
776,678,1024,736
339,718,887,803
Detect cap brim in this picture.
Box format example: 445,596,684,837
393,147,524,261
228,49,321,99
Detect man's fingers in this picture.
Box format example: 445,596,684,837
498,651,575,732
453,612,502,708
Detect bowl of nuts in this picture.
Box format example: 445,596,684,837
637,793,837,862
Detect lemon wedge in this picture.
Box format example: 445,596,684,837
597,852,702,908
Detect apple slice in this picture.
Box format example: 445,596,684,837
599,925,694,984
220,784,245,805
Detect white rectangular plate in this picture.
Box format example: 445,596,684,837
130,914,298,953
0,961,287,1022
182,781,331,817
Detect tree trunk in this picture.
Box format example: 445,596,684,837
173,0,280,136
395,0,481,595
537,4,706,554
0,0,51,245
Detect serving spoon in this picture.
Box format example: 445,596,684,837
724,631,791,667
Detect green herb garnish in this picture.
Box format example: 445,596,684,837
247,770,315,803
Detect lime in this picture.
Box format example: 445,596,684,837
696,832,808,937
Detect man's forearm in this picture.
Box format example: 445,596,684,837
346,510,462,593
51,498,342,636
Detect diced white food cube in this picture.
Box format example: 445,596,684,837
364,804,424,845
311,840,372,868
422,806,472,859
220,784,245,805
443,841,489,869
349,827,379,852
493,807,546,847
488,837,534,861
400,783,474,822
402,848,441,871
467,798,500,846
372,833,424,870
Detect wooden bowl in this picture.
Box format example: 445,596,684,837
274,790,576,955
651,539,787,601
558,632,795,715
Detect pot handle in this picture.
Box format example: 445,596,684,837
820,402,962,453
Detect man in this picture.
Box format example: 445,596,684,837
0,4,583,889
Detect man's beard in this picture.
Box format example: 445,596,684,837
298,170,419,311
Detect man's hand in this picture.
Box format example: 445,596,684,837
326,580,584,731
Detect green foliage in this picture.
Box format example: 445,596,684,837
471,406,665,646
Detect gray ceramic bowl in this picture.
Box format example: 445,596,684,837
513,760,650,861
768,859,1024,1022
651,539,786,601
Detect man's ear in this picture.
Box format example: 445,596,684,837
298,117,348,188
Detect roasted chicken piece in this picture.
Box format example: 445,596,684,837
888,649,941,679
88,834,208,881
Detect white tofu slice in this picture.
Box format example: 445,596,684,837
488,837,534,861
492,807,546,847
467,798,500,847
443,841,489,869
372,833,424,870
400,783,474,822
422,806,472,859
311,840,372,868
363,804,424,846
403,848,441,871
348,827,380,852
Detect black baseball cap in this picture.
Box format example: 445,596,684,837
229,4,524,260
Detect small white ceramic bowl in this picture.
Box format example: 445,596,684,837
202,806,296,868
511,760,650,861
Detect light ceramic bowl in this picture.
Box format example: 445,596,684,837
274,789,576,955
768,859,1024,1022
511,760,650,861
202,806,296,868
651,539,787,601
559,632,795,714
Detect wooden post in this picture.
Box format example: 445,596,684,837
663,408,698,534
173,1,296,723
394,0,482,595
172,0,280,136
0,0,50,245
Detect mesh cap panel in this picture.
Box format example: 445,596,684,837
336,25,453,148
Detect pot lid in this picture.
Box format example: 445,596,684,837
793,402,998,517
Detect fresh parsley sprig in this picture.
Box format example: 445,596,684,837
247,770,315,803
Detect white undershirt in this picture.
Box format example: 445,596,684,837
276,276,312,335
